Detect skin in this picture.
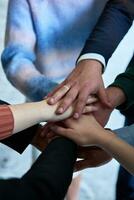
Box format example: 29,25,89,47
74,86,126,170
9,100,73,134
42,86,126,171
47,60,111,119
50,114,134,175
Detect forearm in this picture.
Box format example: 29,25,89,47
9,100,73,134
1,0,55,101
23,138,77,200
98,130,134,175
9,102,44,134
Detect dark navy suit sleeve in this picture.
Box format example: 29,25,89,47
0,138,77,200
0,99,37,153
78,0,133,65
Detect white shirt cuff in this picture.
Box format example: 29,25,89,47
77,53,106,70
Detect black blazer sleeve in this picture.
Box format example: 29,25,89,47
110,55,134,121
0,100,37,153
0,138,77,200
78,0,133,65
22,138,77,200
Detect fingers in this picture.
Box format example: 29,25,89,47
40,122,53,137
74,160,91,172
98,87,111,108
56,86,78,114
83,105,98,114
47,83,71,105
51,125,71,137
47,82,64,98
86,95,98,105
73,89,89,119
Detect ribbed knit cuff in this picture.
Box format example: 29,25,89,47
0,105,14,140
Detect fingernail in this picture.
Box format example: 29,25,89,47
57,107,64,113
49,98,55,104
73,113,79,119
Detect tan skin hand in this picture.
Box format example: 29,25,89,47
36,124,111,171
93,86,126,127
47,60,111,119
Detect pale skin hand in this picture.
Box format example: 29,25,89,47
47,60,111,119
9,95,98,135
8,100,74,134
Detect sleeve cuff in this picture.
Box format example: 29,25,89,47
77,53,106,71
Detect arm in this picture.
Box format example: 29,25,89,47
0,99,73,140
110,55,134,119
51,115,134,175
22,138,77,200
1,0,57,101
78,0,133,66
47,0,133,118
98,130,134,175
0,138,77,200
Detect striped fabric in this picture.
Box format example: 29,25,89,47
0,106,14,140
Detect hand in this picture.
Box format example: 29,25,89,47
40,95,98,122
93,101,113,127
93,86,126,127
47,60,111,119
75,146,112,171
40,95,99,138
35,125,112,171
31,125,49,151
50,114,105,146
31,124,57,151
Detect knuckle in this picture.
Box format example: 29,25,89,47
78,97,86,105
83,81,90,88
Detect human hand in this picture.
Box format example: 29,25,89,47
47,60,111,119
93,86,126,127
36,124,112,171
31,125,49,151
40,95,98,122
50,114,106,146
75,146,112,171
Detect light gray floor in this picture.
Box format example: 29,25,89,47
0,1,134,199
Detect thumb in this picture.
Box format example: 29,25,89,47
98,87,111,108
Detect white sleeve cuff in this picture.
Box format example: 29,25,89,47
77,53,106,70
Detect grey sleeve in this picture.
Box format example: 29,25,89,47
113,124,134,147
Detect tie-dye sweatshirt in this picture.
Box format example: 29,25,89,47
1,0,131,101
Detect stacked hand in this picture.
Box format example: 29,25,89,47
34,59,126,171
47,60,111,119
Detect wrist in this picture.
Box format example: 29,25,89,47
77,59,103,73
106,86,126,109
37,100,51,121
98,129,117,149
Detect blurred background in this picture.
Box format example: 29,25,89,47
0,1,134,199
